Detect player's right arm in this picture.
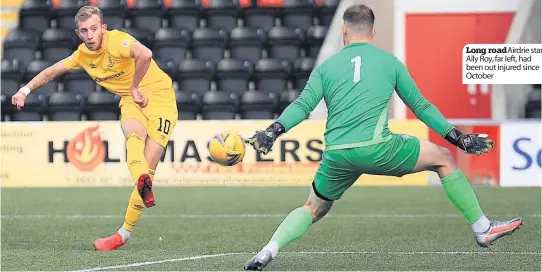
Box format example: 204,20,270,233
394,58,494,156
247,68,324,154
12,53,80,110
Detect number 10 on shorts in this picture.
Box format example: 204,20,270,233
157,117,171,135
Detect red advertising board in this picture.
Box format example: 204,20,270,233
405,13,514,119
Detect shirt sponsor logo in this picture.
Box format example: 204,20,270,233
95,71,125,82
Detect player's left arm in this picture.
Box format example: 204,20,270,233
117,33,152,107
247,68,324,154
129,42,152,90
394,58,494,156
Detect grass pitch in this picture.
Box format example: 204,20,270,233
2,186,541,271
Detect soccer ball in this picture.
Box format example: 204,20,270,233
208,131,246,166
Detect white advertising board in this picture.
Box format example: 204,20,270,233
500,122,542,187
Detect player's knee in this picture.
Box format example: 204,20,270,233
126,130,146,141
438,147,455,165
126,133,144,143
432,147,457,175
122,119,147,140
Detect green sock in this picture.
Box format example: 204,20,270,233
441,168,484,224
270,207,314,248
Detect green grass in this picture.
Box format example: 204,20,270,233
1,187,541,271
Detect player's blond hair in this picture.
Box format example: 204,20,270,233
74,5,103,26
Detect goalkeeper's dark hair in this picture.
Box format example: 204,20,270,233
343,4,375,37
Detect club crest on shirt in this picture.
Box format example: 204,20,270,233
108,56,114,68
122,40,129,48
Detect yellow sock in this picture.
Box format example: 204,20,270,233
126,134,149,182
121,168,156,232
122,188,145,231
120,134,150,234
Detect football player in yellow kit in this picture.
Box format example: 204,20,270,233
11,5,178,251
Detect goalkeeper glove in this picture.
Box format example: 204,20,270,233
246,122,285,155
445,128,495,156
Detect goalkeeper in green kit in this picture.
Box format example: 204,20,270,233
244,4,523,271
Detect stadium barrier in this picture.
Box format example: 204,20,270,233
2,120,539,188
1,120,430,188
427,121,541,187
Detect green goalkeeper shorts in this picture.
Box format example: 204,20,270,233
312,134,421,201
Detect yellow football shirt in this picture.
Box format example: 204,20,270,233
63,30,173,98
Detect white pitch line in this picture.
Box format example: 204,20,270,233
68,251,542,272
2,213,540,219
66,252,244,272
294,251,542,255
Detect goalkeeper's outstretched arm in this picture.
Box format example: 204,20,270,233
246,68,324,154
393,58,456,138
271,68,325,137
393,58,494,155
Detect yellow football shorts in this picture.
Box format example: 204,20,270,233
119,88,178,147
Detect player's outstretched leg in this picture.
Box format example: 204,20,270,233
94,120,154,251
94,167,157,251
413,139,522,247
244,187,333,271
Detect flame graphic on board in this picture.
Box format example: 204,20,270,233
66,125,106,171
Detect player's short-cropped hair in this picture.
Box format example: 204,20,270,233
343,4,375,35
74,5,103,26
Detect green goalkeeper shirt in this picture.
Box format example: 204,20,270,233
276,42,455,151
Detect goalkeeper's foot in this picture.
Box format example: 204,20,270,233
475,217,523,247
93,233,126,251
137,173,155,208
244,250,273,271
